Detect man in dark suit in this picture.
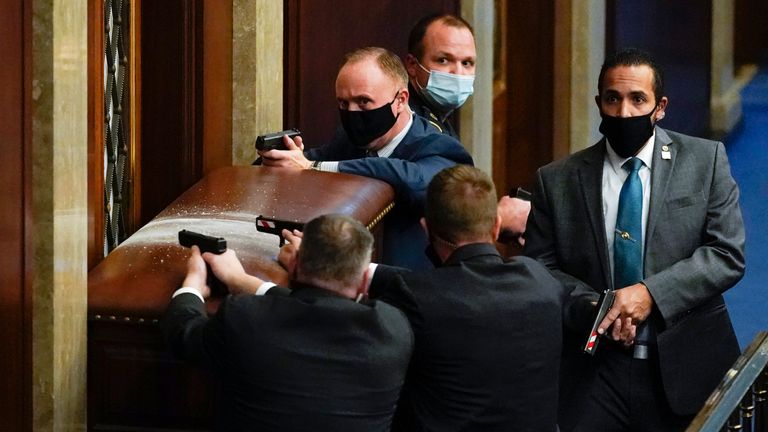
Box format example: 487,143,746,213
378,165,566,432
162,214,413,432
277,166,565,431
524,48,746,431
260,47,473,270
373,165,565,431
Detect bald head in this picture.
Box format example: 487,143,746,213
335,47,411,150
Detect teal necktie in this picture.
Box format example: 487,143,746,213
614,157,643,289
614,157,652,359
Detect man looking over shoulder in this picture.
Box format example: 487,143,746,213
260,47,473,270
406,14,532,247
524,48,745,431
404,14,476,139
162,214,413,432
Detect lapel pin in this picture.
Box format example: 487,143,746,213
661,145,671,160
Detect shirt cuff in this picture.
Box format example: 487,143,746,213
318,161,339,172
172,287,205,303
255,282,277,296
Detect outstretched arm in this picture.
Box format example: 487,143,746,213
162,246,223,369
203,249,265,295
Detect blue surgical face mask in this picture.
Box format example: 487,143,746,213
416,62,475,111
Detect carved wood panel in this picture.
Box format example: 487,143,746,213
88,321,216,431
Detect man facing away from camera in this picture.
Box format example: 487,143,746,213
162,214,413,432
279,165,566,431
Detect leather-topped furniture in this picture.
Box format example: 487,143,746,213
88,166,394,431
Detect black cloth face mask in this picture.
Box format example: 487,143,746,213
599,107,657,158
339,95,399,149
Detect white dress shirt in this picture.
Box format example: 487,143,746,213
171,281,277,302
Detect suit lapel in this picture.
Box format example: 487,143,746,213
577,140,613,290
390,115,423,159
645,127,676,264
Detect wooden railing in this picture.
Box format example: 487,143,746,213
687,331,768,431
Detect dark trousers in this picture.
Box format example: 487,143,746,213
568,345,694,432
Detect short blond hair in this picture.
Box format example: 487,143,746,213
341,47,408,89
426,165,497,244
298,214,373,288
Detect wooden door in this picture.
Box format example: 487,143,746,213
0,0,31,429
492,0,556,195
284,0,460,148
139,0,232,227
735,0,768,67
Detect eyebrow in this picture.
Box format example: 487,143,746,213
337,94,374,103
603,89,649,97
432,50,475,60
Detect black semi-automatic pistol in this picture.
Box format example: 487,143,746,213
178,230,227,254
584,290,616,355
255,215,304,247
178,230,228,294
254,128,301,152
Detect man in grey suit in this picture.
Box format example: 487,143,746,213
524,48,745,431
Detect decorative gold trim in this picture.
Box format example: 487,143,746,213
90,314,159,325
366,202,395,231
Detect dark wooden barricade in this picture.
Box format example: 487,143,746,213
88,166,395,431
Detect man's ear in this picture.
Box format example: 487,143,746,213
397,88,409,111
594,95,602,111
404,53,419,78
492,214,502,242
355,265,370,302
655,96,669,121
361,266,370,292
